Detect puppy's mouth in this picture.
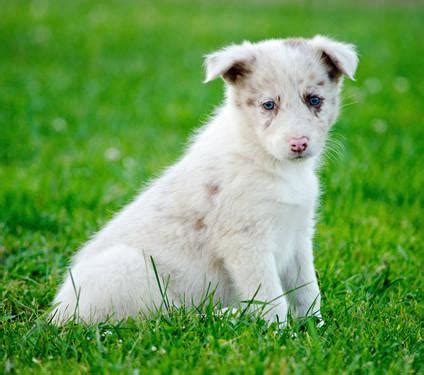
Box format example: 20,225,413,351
289,152,311,161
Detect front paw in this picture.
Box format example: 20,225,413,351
263,304,288,326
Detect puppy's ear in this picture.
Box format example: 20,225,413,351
311,35,358,81
203,42,255,84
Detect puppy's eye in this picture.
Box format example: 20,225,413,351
262,100,275,110
308,95,322,107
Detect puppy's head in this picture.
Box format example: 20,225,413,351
204,36,358,162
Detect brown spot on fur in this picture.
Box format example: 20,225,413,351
314,102,324,115
206,183,220,196
317,80,325,86
246,98,256,107
194,217,206,231
211,257,224,273
246,84,260,95
223,62,251,83
262,77,276,87
308,73,317,81
285,38,306,47
264,119,273,128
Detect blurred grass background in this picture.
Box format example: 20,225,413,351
0,0,423,373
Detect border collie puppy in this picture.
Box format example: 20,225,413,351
52,35,358,324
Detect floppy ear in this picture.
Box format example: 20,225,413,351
310,35,358,81
203,42,255,84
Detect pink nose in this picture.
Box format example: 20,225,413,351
289,137,309,153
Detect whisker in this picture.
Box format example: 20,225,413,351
321,134,345,164
339,101,357,109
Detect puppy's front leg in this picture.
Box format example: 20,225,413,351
283,240,321,320
224,248,288,323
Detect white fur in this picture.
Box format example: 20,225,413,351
51,36,358,324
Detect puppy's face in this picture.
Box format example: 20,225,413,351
205,36,358,162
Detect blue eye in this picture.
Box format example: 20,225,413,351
308,95,322,107
262,100,275,110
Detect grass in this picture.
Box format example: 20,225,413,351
0,0,423,373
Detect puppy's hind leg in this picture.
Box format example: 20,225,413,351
51,244,159,324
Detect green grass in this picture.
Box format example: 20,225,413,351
1,0,423,373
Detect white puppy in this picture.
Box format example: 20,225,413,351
51,35,358,324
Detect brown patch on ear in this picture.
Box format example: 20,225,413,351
194,217,206,231
321,52,343,81
223,62,251,83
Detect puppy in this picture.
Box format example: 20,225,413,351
51,35,358,324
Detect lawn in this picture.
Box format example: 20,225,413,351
0,0,423,373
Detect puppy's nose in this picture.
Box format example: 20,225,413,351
289,137,309,153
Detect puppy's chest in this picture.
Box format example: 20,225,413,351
216,171,318,231
246,172,318,218
269,181,317,270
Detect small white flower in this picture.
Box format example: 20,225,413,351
30,0,48,19
123,157,136,169
104,147,121,161
33,26,51,44
393,77,410,93
151,345,157,352
371,118,387,134
364,78,382,94
347,87,365,104
52,117,67,132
